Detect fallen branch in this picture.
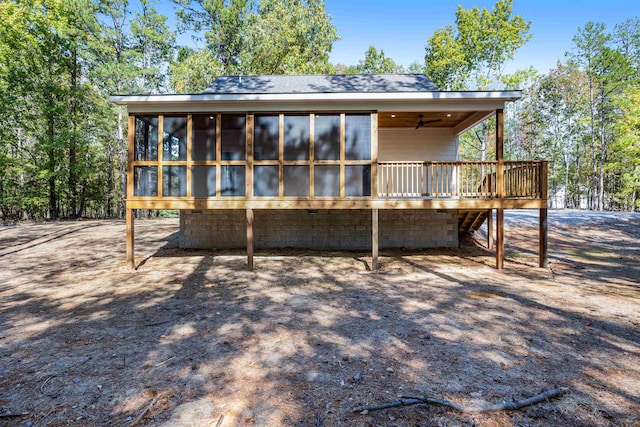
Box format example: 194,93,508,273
0,412,29,418
129,390,168,427
354,387,569,414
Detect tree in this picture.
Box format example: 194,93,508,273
611,86,640,210
92,0,175,216
131,0,176,93
423,0,532,162
518,62,590,208
570,21,635,209
424,0,531,90
171,47,223,93
354,46,404,74
172,0,338,77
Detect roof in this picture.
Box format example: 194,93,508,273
109,74,521,116
202,74,440,94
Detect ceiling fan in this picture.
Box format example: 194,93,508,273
415,114,442,129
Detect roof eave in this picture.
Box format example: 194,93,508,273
109,91,522,106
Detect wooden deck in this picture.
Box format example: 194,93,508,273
126,161,548,210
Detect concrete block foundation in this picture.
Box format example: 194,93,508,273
179,209,458,250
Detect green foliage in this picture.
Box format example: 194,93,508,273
172,0,339,76
0,0,176,220
171,47,223,93
353,46,404,74
424,0,531,90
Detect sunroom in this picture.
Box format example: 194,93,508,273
111,74,548,271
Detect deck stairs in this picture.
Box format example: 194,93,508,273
458,210,488,232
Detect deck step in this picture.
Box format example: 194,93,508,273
458,210,488,232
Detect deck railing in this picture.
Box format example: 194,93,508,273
378,161,547,199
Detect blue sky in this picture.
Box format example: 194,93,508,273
159,0,639,75
325,0,639,73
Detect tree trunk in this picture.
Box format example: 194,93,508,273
598,93,606,211
588,65,597,210
48,108,57,221
69,43,78,218
632,177,638,212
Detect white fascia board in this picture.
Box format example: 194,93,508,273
109,91,522,114
110,91,522,104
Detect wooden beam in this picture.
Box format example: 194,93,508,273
453,111,493,136
340,113,345,198
372,208,379,270
487,209,493,250
157,115,164,197
495,110,505,270
496,109,504,199
246,208,254,270
216,114,222,197
126,208,135,268
279,113,284,197
539,208,548,268
186,114,193,197
127,115,135,199
125,197,548,211
371,112,379,198
246,113,254,198
310,113,315,198
496,208,504,270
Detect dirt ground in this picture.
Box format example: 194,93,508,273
0,212,639,426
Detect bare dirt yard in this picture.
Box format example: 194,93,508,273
1,211,639,426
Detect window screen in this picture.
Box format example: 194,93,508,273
134,116,158,161
192,115,216,161
314,114,340,160
163,116,187,161
283,115,310,160
134,166,158,196
162,166,187,196
254,115,279,160
345,165,371,197
220,165,245,196
192,165,216,197
254,165,279,197
284,165,310,197
221,114,246,160
345,114,371,160
314,165,340,197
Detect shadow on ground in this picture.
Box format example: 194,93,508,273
0,217,638,426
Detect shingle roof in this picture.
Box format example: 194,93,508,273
202,74,439,94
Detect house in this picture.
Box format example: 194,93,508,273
110,74,548,270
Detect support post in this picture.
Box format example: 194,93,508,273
246,208,254,270
372,208,379,270
495,109,504,270
487,209,493,250
496,208,504,270
126,208,134,268
539,208,548,268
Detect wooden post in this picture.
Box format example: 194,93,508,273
246,114,254,198
495,109,504,270
496,109,504,197
371,112,378,198
539,161,548,268
372,208,379,270
487,209,493,250
496,208,504,270
126,208,134,268
539,208,548,268
246,208,254,270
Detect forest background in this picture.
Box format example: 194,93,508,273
0,0,638,220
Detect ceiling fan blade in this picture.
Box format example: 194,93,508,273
415,123,421,130
422,119,443,125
